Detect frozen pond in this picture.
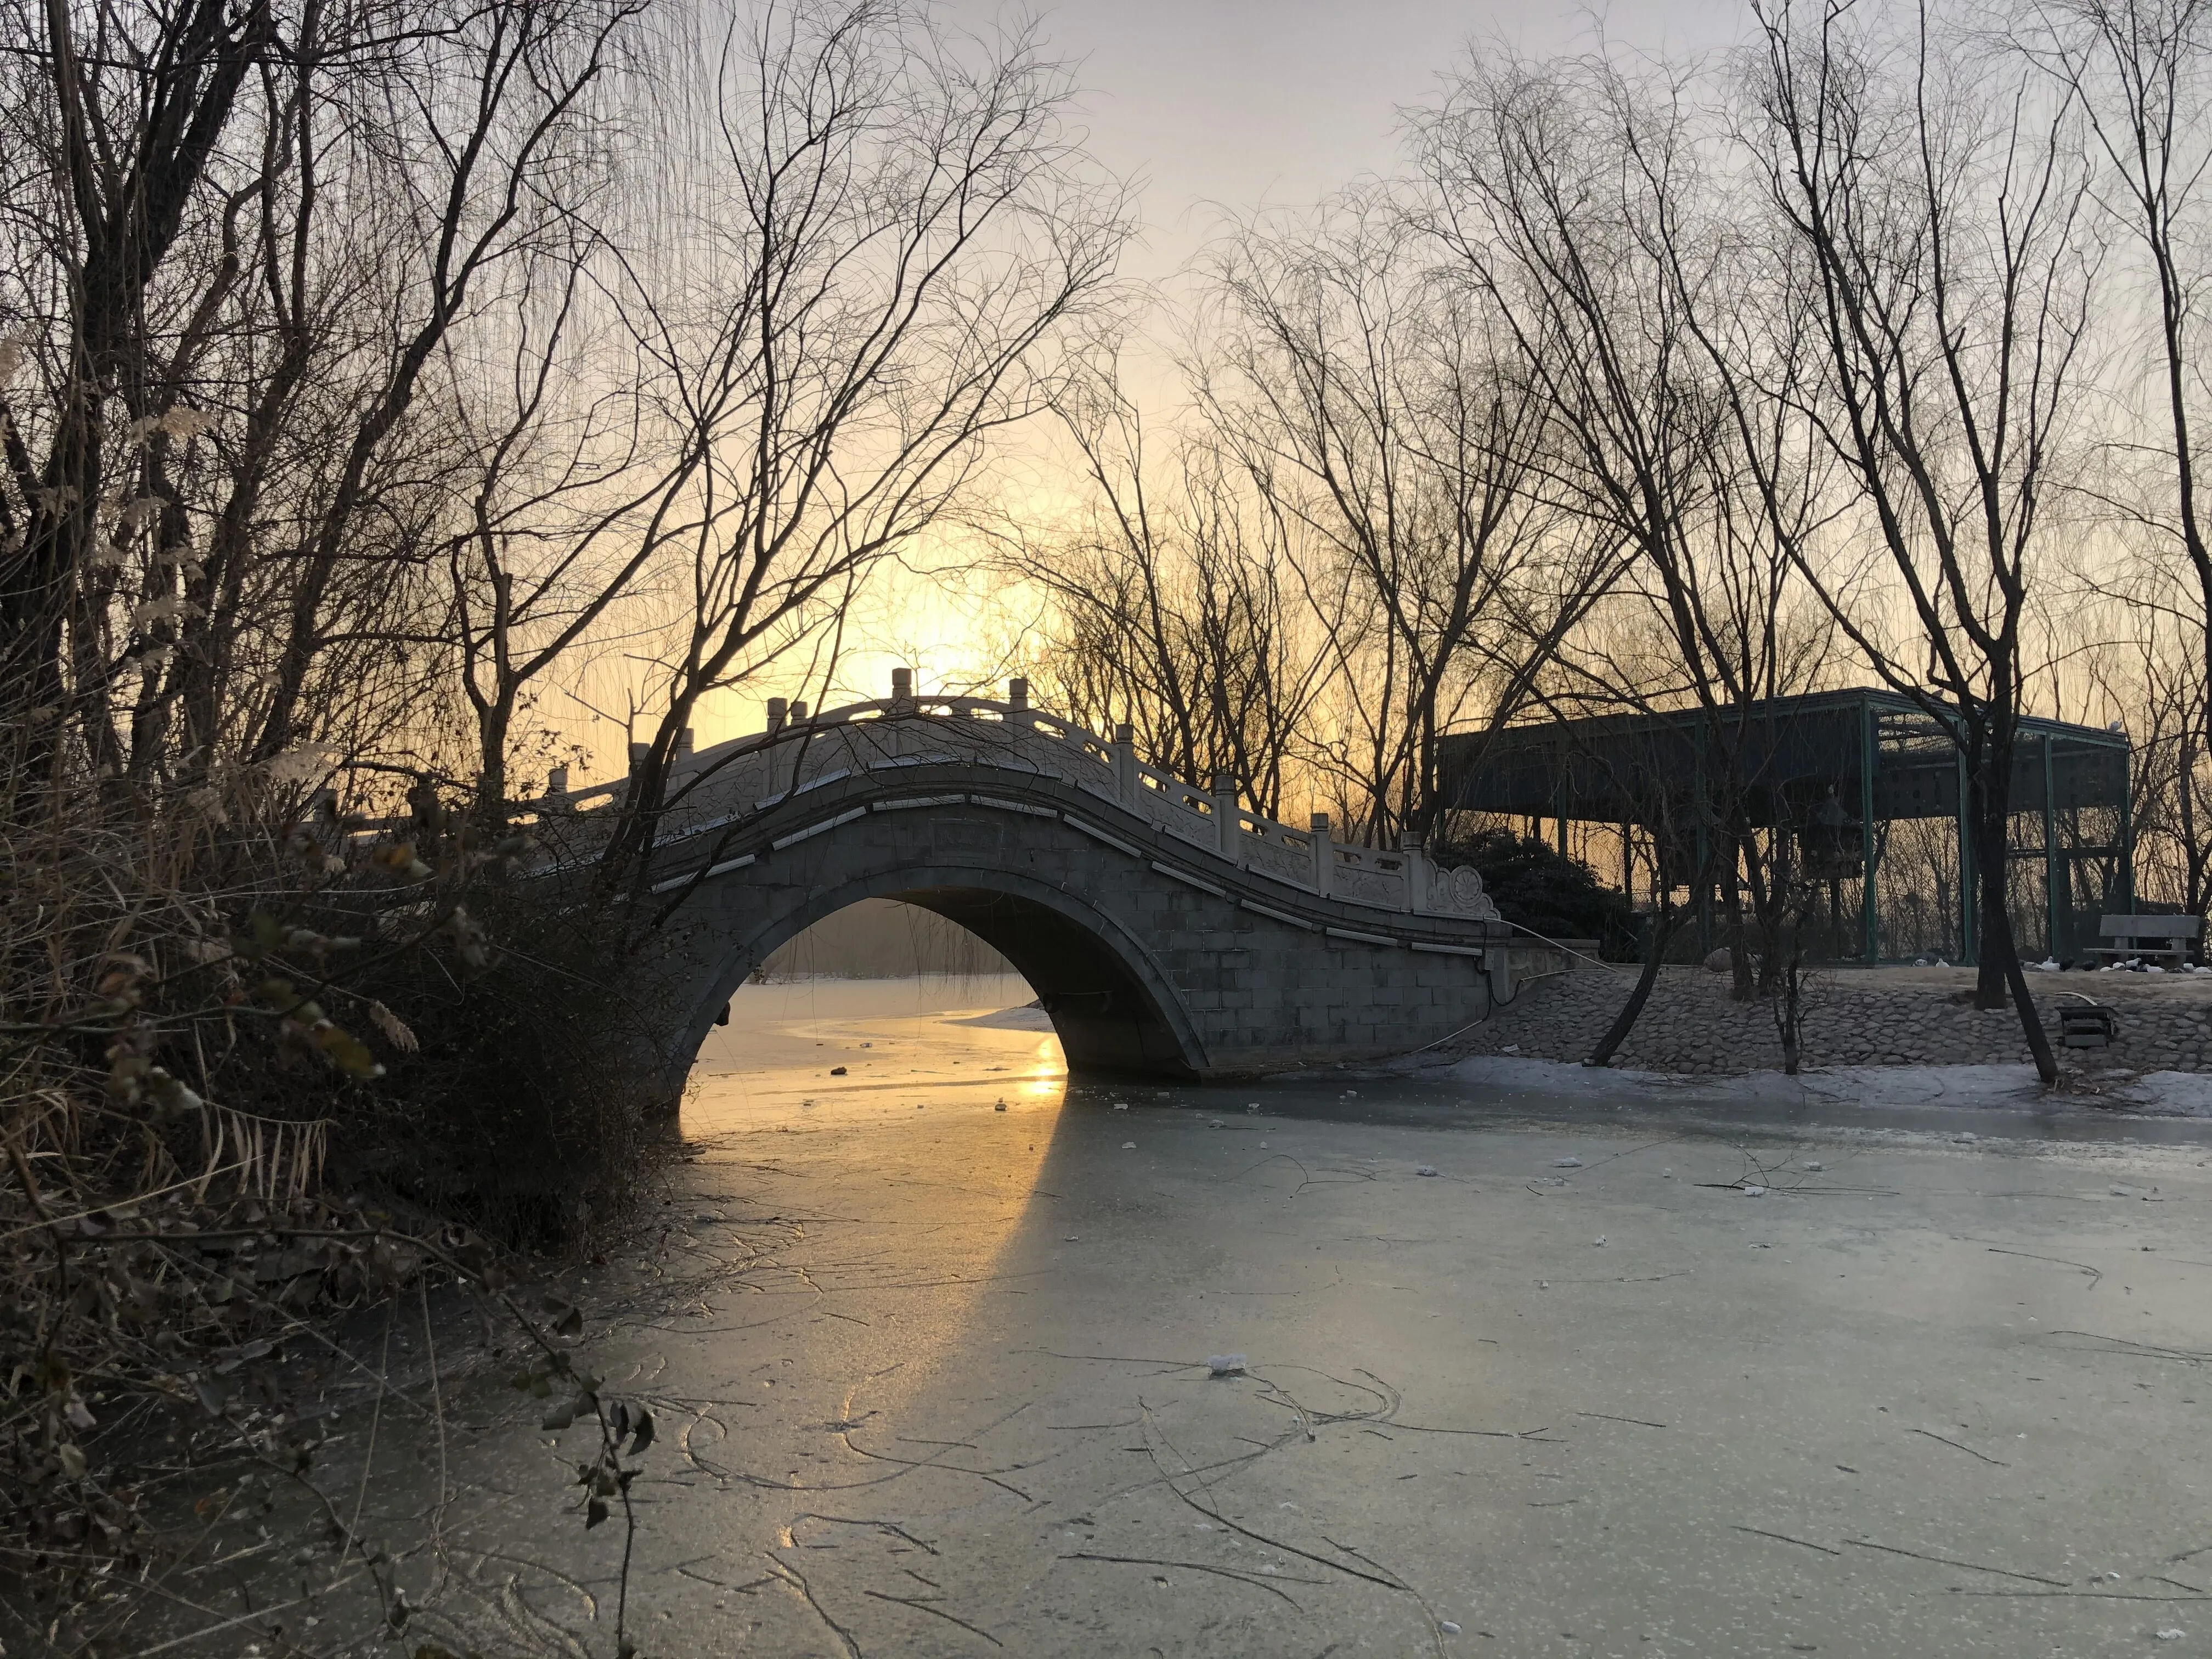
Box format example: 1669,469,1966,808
145,978,2212,1658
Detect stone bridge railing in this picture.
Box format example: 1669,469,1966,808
524,675,1502,925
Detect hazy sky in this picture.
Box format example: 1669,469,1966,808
610,0,1760,757
941,0,1749,279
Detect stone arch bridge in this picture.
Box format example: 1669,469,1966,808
539,681,1544,1084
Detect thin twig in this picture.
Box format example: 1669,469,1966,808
1846,1538,2066,1585
862,1588,1006,1646
1060,1551,1311,1607
1733,1525,1841,1555
1909,1427,2008,1466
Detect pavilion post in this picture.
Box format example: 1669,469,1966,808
1695,726,1712,956
1861,698,1878,963
2042,732,2060,963
2119,742,2137,912
1695,814,1712,957
1955,739,1977,967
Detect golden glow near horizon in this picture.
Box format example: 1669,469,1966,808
535,510,1070,792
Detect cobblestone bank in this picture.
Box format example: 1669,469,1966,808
1453,966,2212,1075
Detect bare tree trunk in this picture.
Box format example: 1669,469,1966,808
1973,771,2061,1080
1588,890,1678,1068
1723,849,1756,1001
1776,943,1805,1075
1745,0,2085,1089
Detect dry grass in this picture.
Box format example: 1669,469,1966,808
0,737,669,1655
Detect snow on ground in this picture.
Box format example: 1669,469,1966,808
945,1001,1054,1030
1449,1052,2212,1116
2120,1070,2212,1115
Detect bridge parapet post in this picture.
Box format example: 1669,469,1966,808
888,670,916,760
1002,677,1039,736
777,702,810,795
1310,811,1333,896
1113,724,1137,804
1400,830,1427,911
1212,773,1239,860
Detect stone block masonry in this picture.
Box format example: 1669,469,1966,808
531,683,1536,1091
619,758,1511,1086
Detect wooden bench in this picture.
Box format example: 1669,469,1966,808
2086,914,2203,969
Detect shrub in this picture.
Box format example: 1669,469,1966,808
1434,826,1638,959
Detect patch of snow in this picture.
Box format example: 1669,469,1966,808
1452,1056,1680,1096
1451,1054,2125,1114
2112,1071,2212,1117
1795,1064,2046,1109
946,1004,1054,1030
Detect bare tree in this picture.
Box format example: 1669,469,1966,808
1198,189,1617,844
1415,48,1835,1030
2030,0,2212,928
1011,348,1321,815
0,0,641,819
591,0,1130,893
0,0,278,782
429,239,717,830
1745,0,2095,1081
244,0,641,768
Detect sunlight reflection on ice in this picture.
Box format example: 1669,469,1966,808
682,975,1072,1410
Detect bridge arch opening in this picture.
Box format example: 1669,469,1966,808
879,885,1201,1075
675,871,1209,1085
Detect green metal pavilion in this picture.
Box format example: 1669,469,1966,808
1435,689,2135,966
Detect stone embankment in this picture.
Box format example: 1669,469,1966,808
1454,964,2212,1075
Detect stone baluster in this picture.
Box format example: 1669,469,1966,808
1310,811,1333,896
1400,829,1426,912
887,670,914,760
762,699,788,798
1212,773,1240,859
786,701,810,792
1114,723,1137,805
